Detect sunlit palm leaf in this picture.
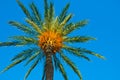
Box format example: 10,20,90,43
59,3,70,23
59,64,68,80
25,50,41,65
0,41,27,47
10,36,38,44
64,36,96,43
54,17,59,27
24,57,40,80
9,21,34,35
1,56,26,73
60,14,73,28
78,48,105,59
16,0,33,20
26,19,42,34
11,48,35,61
63,20,88,35
53,55,68,80
30,2,42,26
44,0,49,22
53,55,58,69
60,51,82,80
48,2,54,22
63,45,91,61
64,22,73,28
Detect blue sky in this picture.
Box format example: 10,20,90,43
0,0,120,80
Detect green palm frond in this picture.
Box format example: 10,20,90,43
53,17,59,28
53,55,58,69
11,48,35,61
44,0,49,22
9,36,38,44
53,55,68,80
62,22,73,34
63,20,88,35
59,3,70,23
26,19,42,34
60,51,82,80
78,48,105,59
48,2,54,22
24,57,40,80
1,56,26,73
63,45,91,61
9,21,35,35
16,0,32,20
30,2,42,26
58,64,68,80
0,41,27,47
64,36,96,43
1,48,38,73
25,50,41,65
60,14,73,28
64,22,73,28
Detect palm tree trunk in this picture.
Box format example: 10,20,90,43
45,46,54,80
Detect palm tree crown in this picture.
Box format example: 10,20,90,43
0,0,105,80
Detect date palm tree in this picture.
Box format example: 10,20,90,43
0,0,105,80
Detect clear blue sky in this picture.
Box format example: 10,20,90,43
0,0,120,80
